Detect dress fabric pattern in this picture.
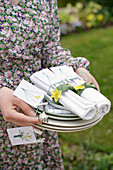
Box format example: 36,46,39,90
0,0,89,169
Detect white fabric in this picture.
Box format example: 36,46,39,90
81,88,111,116
30,73,96,120
59,90,96,120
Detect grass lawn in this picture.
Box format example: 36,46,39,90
58,26,113,166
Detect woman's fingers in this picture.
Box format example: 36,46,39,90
0,87,42,127
6,109,42,126
13,96,36,117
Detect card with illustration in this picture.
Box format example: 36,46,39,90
7,126,37,145
13,79,45,108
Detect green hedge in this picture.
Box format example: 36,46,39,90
57,0,113,14
86,0,113,13
57,0,79,7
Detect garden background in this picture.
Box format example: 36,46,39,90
57,0,113,169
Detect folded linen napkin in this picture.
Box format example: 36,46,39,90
39,104,74,115
80,88,111,116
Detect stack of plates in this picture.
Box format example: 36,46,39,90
34,98,103,132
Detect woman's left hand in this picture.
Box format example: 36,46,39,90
76,67,100,92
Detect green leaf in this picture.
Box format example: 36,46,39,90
84,83,98,90
57,84,72,93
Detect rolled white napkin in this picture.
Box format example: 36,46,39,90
59,90,96,120
80,88,111,116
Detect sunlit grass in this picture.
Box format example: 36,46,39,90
59,26,113,153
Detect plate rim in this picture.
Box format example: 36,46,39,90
34,115,103,129
34,116,102,132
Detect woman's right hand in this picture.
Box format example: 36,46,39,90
0,87,42,126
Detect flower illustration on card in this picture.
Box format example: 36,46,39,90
35,95,41,99
14,130,32,141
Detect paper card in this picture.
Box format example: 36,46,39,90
7,126,37,146
50,65,85,85
31,68,62,86
13,79,45,108
50,65,79,80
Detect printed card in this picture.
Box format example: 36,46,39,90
7,126,37,146
50,65,85,85
13,79,45,108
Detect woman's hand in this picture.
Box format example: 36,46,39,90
0,87,42,126
76,67,100,92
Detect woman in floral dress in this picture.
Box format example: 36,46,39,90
0,0,99,169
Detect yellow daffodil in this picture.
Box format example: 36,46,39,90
87,13,95,21
35,96,41,98
51,88,62,102
97,14,104,21
74,84,85,90
86,22,92,28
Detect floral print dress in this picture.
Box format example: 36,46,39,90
0,0,89,169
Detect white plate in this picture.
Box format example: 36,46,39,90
45,114,81,120
34,114,102,130
45,95,66,110
34,116,102,132
38,108,77,117
41,113,102,127
45,111,77,117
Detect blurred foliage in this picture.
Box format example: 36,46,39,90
85,0,113,15
58,0,113,14
57,0,78,8
58,1,112,35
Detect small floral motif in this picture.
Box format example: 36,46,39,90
51,88,62,102
14,130,32,141
35,95,41,98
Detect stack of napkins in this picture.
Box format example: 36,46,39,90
30,65,111,120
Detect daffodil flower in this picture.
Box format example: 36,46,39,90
87,13,95,21
97,14,104,21
51,88,62,102
74,84,85,90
